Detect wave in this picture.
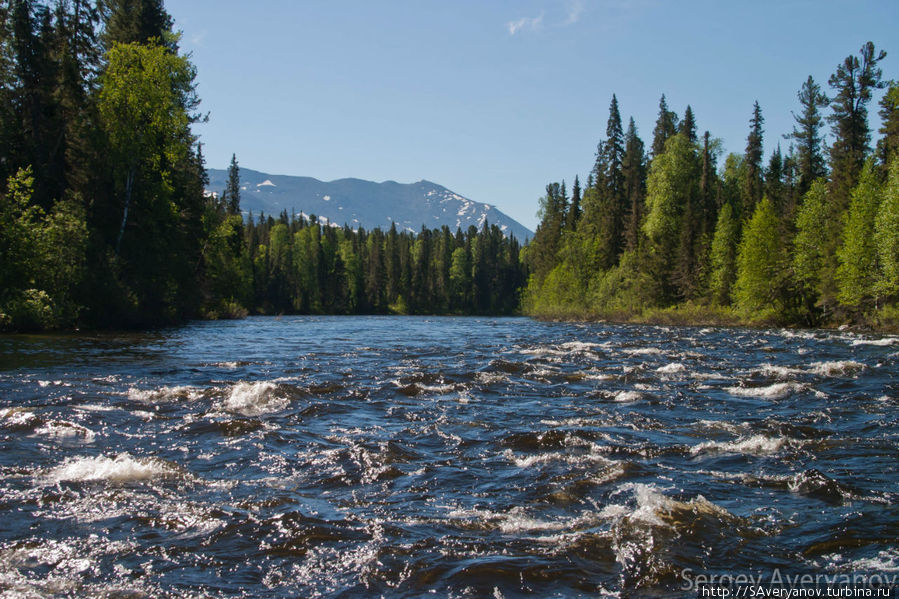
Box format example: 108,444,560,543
808,360,865,377
690,434,793,456
45,453,183,484
223,381,289,416
127,385,202,403
725,382,805,399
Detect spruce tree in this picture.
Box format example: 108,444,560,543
785,75,828,196
679,105,697,143
651,94,679,158
743,101,765,217
225,153,241,215
101,0,176,49
567,175,581,231
622,117,646,253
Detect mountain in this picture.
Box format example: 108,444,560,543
206,168,532,241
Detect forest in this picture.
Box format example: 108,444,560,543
524,41,899,329
0,0,526,331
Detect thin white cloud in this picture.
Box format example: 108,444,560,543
564,0,585,25
507,12,544,36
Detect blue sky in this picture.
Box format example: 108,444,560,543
167,0,898,231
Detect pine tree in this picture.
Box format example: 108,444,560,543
785,75,828,196
827,41,886,211
743,101,765,217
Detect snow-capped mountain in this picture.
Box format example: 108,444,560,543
206,168,532,241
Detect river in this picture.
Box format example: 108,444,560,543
1,316,897,597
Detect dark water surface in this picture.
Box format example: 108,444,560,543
1,316,898,598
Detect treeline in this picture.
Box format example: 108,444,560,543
202,157,525,317
524,42,899,328
0,1,526,331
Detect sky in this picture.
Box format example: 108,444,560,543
166,0,898,231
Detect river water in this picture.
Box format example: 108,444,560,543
0,316,897,598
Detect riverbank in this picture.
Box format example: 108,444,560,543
527,301,899,334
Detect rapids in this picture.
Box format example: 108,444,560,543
0,316,897,597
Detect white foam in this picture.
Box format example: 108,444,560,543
613,390,642,402
690,434,790,456
756,363,805,379
725,382,804,399
45,453,179,483
850,337,899,346
223,381,288,416
0,407,37,427
127,385,200,403
656,362,686,374
622,347,663,356
33,421,96,442
808,360,865,376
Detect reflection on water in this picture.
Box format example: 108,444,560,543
1,316,897,597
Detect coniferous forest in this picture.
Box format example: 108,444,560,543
0,0,525,331
1,2,898,332
524,42,899,329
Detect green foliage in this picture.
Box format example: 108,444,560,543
875,157,899,298
792,179,833,307
708,203,739,305
0,167,87,331
734,197,786,317
836,161,883,308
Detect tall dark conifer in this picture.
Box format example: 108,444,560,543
827,41,886,209
743,101,765,217
225,153,241,214
785,75,828,196
101,0,175,49
651,94,679,158
567,175,581,231
679,105,697,143
622,117,646,253
589,94,627,269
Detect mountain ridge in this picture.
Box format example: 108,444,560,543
206,168,533,241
